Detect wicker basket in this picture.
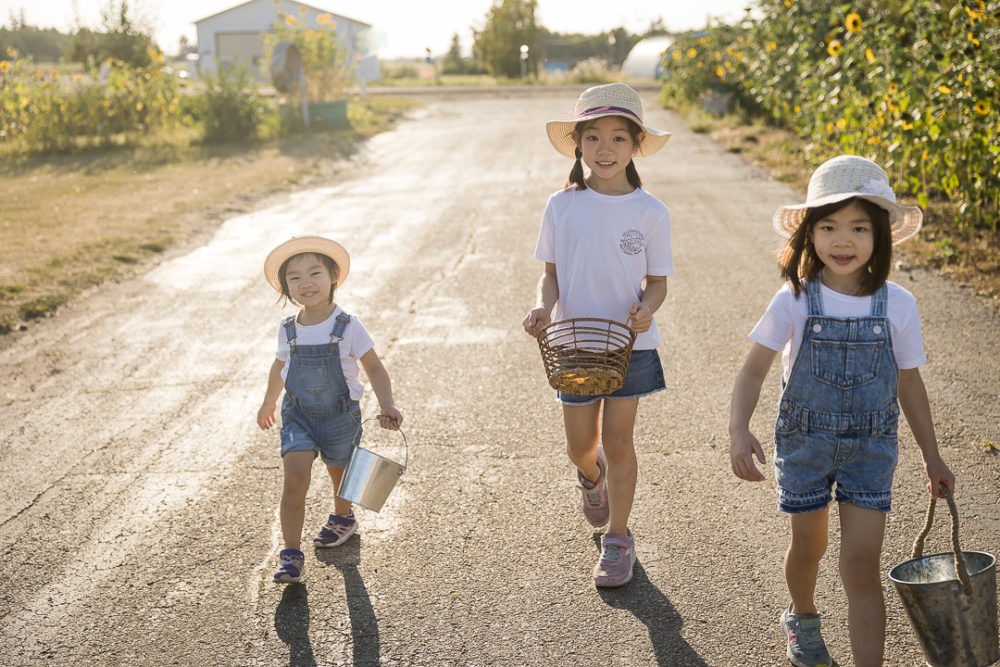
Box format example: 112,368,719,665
536,318,637,396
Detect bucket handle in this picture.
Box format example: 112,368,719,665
353,416,407,469
911,486,973,596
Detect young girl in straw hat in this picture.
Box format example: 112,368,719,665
728,155,955,666
257,236,403,584
523,83,673,587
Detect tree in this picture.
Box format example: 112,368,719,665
441,33,465,75
472,0,539,78
68,0,156,68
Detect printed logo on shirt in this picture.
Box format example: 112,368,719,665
619,229,645,256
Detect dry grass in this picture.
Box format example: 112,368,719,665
0,96,421,333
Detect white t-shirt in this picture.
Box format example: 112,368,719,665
275,305,375,400
533,186,673,350
750,280,926,385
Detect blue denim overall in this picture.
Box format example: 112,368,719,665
774,283,900,513
279,311,362,468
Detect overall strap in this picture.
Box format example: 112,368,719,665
870,283,888,317
805,280,825,317
329,312,351,352
281,315,298,354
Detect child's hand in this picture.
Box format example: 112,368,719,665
257,403,277,430
523,307,551,337
378,406,403,430
626,303,652,333
924,455,955,498
730,430,767,482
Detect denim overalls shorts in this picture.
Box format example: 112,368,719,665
279,311,362,468
774,283,900,514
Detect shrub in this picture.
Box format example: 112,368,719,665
196,63,269,143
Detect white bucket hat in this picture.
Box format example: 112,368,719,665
545,83,671,159
772,155,923,244
264,235,350,292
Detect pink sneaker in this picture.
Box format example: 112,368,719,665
577,447,608,527
593,531,636,587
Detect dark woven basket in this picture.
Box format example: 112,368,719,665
536,318,637,396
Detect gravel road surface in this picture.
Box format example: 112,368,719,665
1,87,998,665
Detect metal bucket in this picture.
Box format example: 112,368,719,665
888,489,1000,667
337,420,407,513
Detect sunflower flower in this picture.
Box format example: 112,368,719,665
845,13,862,33
938,85,952,95
828,40,842,57
975,100,990,115
865,48,875,63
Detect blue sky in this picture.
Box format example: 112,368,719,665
0,0,752,58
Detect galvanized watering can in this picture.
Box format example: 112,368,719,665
337,418,407,513
888,488,999,667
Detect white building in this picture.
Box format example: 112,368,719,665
194,0,378,81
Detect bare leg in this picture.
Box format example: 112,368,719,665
563,401,602,483
279,451,314,550
839,502,887,667
325,465,354,516
785,507,829,614
600,398,639,535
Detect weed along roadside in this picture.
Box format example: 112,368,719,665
0,97,420,336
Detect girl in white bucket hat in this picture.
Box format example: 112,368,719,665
523,83,673,587
728,155,954,666
257,235,403,584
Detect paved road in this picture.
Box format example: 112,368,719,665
1,88,998,665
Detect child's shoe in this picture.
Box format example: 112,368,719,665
781,603,832,667
273,548,305,583
593,530,636,587
577,447,608,527
313,512,357,548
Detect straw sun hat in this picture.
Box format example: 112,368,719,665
772,155,923,245
264,235,350,292
545,83,671,159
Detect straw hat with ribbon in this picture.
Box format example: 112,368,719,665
264,236,350,292
545,83,671,159
772,155,923,245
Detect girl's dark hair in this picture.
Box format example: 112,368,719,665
778,197,892,297
277,252,339,306
564,117,644,191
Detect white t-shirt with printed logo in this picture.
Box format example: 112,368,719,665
749,280,926,386
274,305,375,400
534,186,673,350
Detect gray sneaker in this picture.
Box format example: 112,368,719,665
577,446,608,527
781,603,832,667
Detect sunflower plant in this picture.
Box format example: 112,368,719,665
662,0,1000,230
264,6,353,103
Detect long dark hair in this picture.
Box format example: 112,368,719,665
778,197,893,297
565,117,643,191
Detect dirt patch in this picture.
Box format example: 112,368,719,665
703,116,1000,309
0,97,421,334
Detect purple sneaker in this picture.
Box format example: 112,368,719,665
314,512,357,548
577,447,608,527
273,548,305,583
593,531,636,587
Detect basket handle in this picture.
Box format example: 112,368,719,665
911,486,973,595
352,416,408,469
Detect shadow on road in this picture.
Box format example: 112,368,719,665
594,537,708,666
274,583,316,666
315,536,380,665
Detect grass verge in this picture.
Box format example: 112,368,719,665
0,96,421,334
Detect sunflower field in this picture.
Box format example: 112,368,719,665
0,46,187,153
663,0,1000,230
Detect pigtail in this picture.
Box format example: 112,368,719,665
565,146,587,190
626,160,642,189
